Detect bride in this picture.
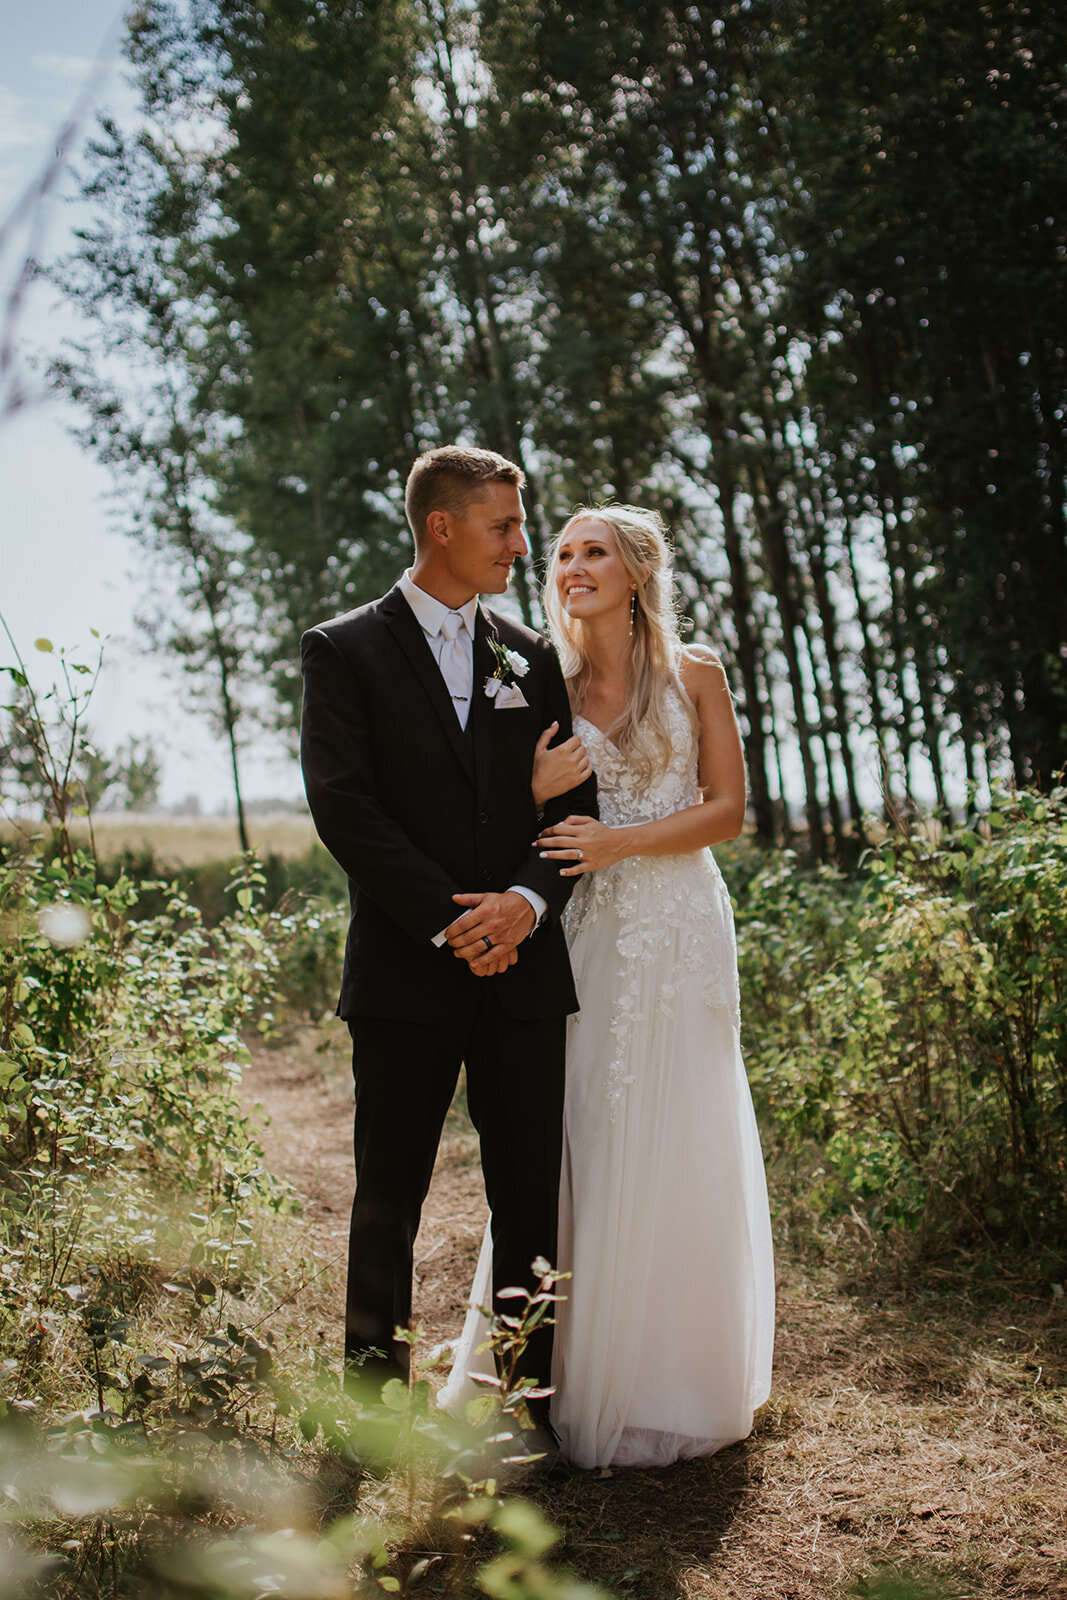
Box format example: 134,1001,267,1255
440,504,774,1470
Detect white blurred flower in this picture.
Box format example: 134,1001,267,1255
36,904,92,947
505,649,530,678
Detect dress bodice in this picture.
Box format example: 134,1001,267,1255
563,685,741,1098
573,686,701,828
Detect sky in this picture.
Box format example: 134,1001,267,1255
0,0,304,812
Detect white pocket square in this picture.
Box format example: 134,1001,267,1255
493,683,528,709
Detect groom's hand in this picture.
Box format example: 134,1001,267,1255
445,890,536,972
467,944,519,978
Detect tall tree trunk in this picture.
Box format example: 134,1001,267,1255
707,453,776,842
173,448,250,853
842,518,896,820
755,634,790,846
795,471,864,836
748,462,826,858
798,608,846,859
875,504,920,809
218,652,250,855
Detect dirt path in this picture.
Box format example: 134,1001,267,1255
243,1026,1067,1600
241,1025,487,1353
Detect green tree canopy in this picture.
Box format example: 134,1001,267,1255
56,0,1066,843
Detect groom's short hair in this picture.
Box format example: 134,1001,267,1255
405,445,525,546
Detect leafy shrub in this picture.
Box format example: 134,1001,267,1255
735,789,1067,1249
269,897,347,1022
1,1250,609,1599
733,848,864,1145
0,851,276,1191
87,838,348,926
0,848,293,1433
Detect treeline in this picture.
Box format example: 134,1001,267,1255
56,0,1066,852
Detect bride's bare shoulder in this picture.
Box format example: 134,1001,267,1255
679,643,728,701
680,642,723,670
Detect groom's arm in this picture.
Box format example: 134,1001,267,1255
300,626,461,944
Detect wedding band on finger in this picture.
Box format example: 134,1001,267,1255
481,935,493,952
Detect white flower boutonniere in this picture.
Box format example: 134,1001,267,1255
484,637,530,699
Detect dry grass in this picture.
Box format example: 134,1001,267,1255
241,1026,1067,1600
520,1260,1067,1600
1,811,316,864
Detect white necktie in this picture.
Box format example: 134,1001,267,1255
437,611,472,729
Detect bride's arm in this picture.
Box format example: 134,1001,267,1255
535,650,746,874
531,722,594,808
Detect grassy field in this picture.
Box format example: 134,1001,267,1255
2,810,317,864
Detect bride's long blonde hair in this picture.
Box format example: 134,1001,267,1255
544,504,699,785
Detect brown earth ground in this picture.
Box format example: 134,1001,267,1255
243,1027,1067,1600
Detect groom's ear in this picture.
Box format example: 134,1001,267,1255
426,509,450,547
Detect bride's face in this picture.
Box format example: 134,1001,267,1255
554,519,634,622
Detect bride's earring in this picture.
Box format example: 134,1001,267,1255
629,589,637,633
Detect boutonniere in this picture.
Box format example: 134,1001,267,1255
483,637,530,700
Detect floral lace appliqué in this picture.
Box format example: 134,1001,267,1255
565,691,742,1118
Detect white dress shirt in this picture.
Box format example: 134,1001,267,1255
398,570,477,728
398,570,547,944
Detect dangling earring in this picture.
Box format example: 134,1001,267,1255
629,589,637,634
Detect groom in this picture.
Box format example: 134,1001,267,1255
300,445,597,1426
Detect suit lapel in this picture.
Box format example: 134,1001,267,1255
471,608,497,811
383,587,475,783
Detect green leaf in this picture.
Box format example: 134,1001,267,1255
34,637,54,653
380,1378,410,1412
465,1394,499,1428
492,1499,559,1557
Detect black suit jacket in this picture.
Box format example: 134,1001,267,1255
300,585,598,1022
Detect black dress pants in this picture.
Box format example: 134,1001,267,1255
345,986,566,1412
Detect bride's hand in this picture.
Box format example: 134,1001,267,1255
531,722,593,808
536,815,626,875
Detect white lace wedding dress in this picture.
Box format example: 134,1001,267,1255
438,687,775,1468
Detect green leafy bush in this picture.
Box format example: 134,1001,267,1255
735,789,1067,1249
0,851,275,1191
0,849,293,1434
0,1248,610,1599
269,897,348,1023
88,839,348,927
